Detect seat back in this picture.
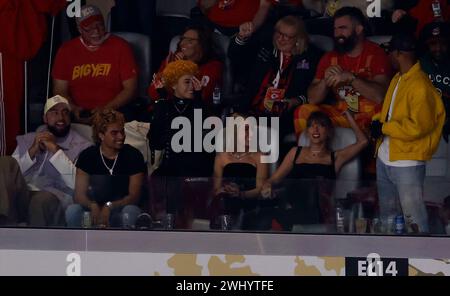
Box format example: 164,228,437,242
71,123,94,143
113,32,152,100
309,34,334,52
298,127,362,199
367,35,391,47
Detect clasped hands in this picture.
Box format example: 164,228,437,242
324,65,355,88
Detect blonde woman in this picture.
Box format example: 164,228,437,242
228,15,322,137
212,113,271,229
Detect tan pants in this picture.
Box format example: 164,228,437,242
0,156,63,226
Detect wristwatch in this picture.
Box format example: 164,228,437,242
105,201,113,209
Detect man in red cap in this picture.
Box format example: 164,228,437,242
52,4,138,124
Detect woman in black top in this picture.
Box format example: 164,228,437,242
262,110,368,228
212,113,270,229
149,60,214,178
148,60,215,226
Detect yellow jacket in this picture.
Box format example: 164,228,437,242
376,62,445,161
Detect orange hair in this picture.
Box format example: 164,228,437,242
162,60,199,89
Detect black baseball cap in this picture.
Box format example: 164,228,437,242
388,34,417,52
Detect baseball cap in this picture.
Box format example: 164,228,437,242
388,34,417,52
44,95,71,115
76,5,104,28
420,22,450,41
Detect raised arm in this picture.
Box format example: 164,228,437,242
334,110,369,173
250,0,272,32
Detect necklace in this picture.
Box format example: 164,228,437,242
310,148,323,157
173,101,190,114
99,147,119,176
230,152,250,160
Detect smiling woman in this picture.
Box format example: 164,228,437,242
148,25,224,106
261,110,368,230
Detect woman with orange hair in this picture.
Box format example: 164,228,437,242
148,60,215,225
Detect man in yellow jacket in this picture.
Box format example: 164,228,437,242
371,34,445,234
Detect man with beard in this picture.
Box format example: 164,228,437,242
52,5,138,123
0,96,92,226
419,22,450,141
294,7,391,136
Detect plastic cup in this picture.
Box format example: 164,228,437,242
81,211,91,228
355,218,368,234
164,213,175,230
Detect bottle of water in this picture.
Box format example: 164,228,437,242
213,85,221,105
336,202,345,233
82,211,91,228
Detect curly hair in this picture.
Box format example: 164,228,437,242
178,24,217,64
91,109,125,144
162,60,199,89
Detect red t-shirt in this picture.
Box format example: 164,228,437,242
198,0,272,28
148,58,224,105
315,40,391,113
52,35,138,110
409,0,450,35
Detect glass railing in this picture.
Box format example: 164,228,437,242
1,175,450,236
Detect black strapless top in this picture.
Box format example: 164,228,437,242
223,162,257,191
282,147,336,225
289,147,336,180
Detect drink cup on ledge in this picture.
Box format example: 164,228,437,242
355,218,368,234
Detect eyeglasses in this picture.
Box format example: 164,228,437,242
180,36,199,43
275,30,296,41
